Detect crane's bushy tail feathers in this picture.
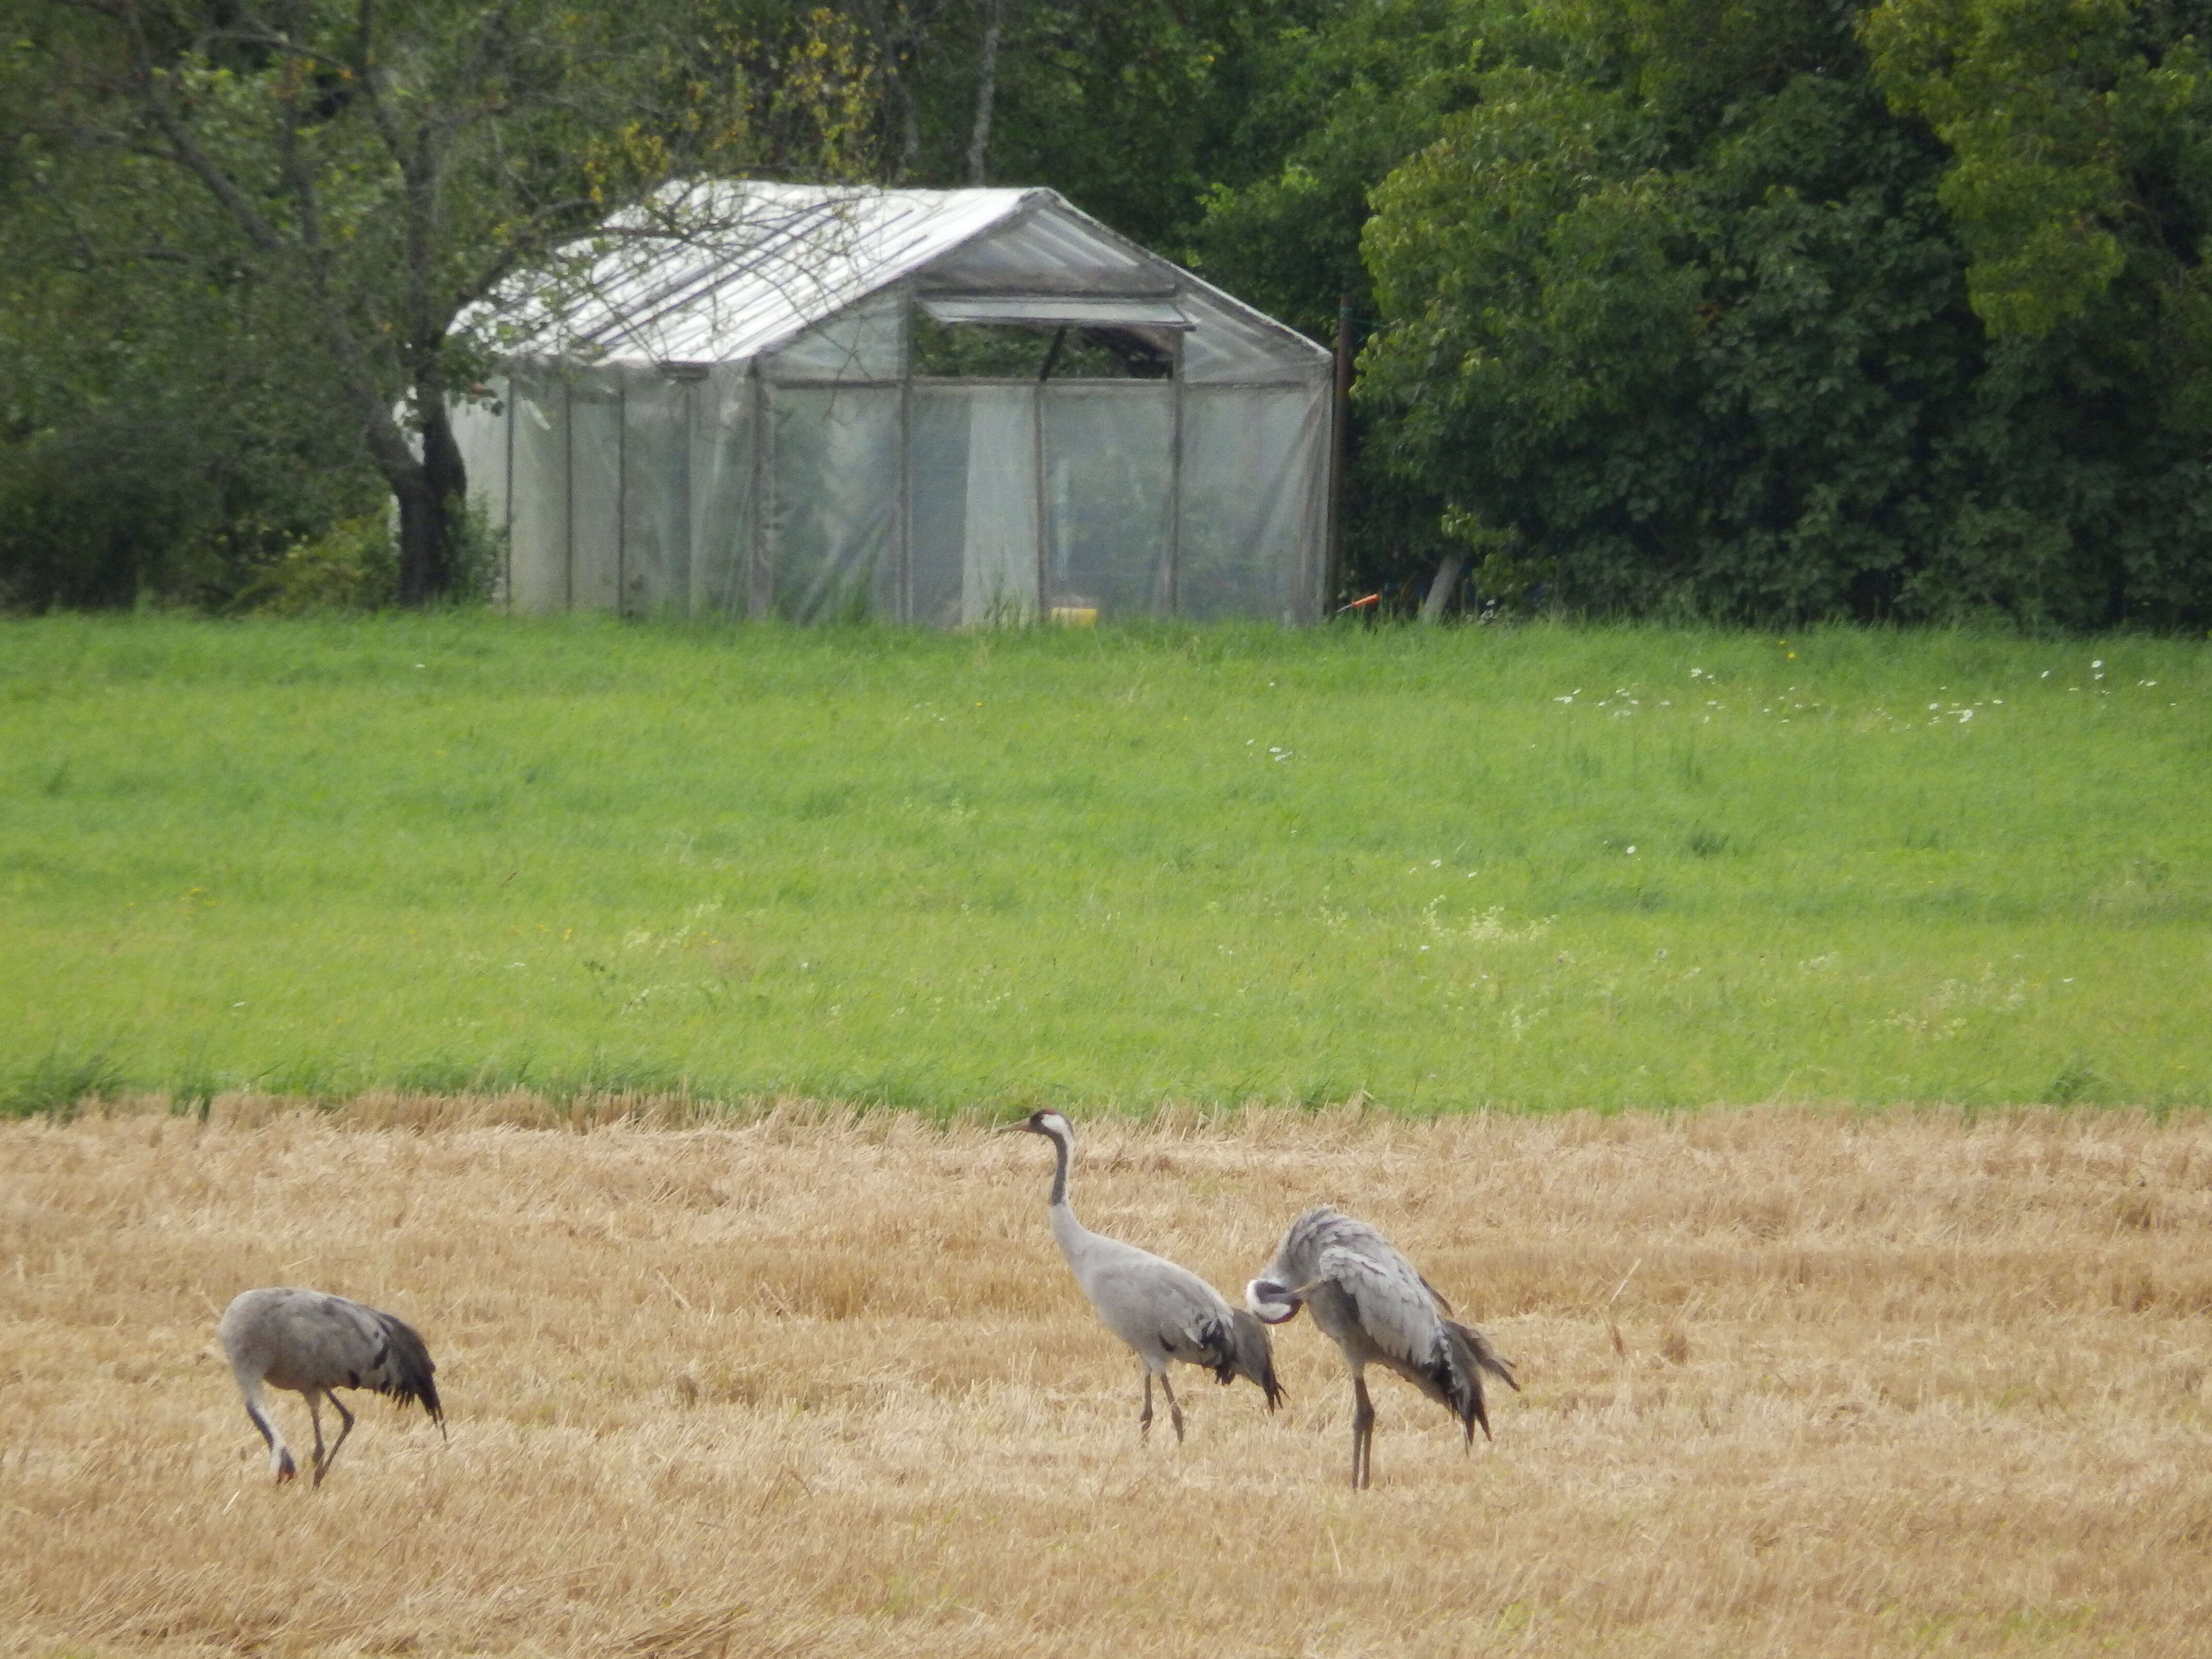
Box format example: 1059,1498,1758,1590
372,1311,444,1431
1439,1320,1518,1445
1457,1321,1520,1393
1215,1307,1286,1409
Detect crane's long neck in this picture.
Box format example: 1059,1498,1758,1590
1040,1124,1092,1258
1044,1125,1072,1209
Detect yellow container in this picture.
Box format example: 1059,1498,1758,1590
1049,606,1099,628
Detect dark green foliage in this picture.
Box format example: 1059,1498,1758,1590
1181,1,1518,604
0,376,379,612
1184,0,1504,339
869,1,1319,248
1357,1,2212,629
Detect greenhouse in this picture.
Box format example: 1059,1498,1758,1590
450,183,1334,625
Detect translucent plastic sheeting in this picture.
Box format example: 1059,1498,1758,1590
449,384,509,534
689,365,755,615
1178,383,1329,623
761,288,905,383
622,370,692,615
507,369,569,614
480,186,1333,624
910,385,1039,626
568,371,624,611
925,202,1159,296
770,386,902,622
496,185,1024,367
1178,284,1330,385
1043,385,1172,619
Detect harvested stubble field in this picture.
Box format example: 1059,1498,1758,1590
6,1101,2210,1657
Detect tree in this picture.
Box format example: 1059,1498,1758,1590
1862,0,2212,423
2,14,379,608
1354,0,2212,627
10,0,874,604
1185,0,1500,340
845,0,1313,246
1176,1,1511,604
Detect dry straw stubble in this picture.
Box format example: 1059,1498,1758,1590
4,1100,2211,1656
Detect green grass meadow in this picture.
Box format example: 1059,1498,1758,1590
3,614,2207,1113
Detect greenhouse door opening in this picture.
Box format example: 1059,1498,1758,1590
907,380,1173,627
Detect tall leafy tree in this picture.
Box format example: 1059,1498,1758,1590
1862,0,2212,421
1357,0,2212,626
7,0,874,604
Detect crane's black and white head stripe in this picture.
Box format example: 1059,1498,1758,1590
1003,1108,1074,1141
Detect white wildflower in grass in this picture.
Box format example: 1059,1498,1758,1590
1429,904,1555,945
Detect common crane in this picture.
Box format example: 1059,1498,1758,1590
218,1287,445,1487
1247,1206,1516,1488
1002,1110,1282,1441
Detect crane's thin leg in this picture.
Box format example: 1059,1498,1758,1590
306,1393,328,1486
318,1392,358,1486
239,1381,296,1482
1159,1372,1185,1444
1345,1380,1362,1495
1140,1371,1154,1439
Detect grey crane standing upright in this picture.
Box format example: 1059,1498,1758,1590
1247,1206,1517,1488
1003,1110,1283,1440
218,1287,445,1487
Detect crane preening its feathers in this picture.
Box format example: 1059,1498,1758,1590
218,1288,445,1487
1002,1110,1283,1441
1247,1206,1517,1489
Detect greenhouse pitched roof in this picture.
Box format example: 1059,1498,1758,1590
486,180,1327,372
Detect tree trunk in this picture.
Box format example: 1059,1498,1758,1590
362,388,467,608
1420,552,1465,624
966,0,1003,185
897,77,921,180
413,393,467,604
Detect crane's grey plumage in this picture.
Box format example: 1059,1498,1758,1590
218,1287,445,1487
1003,1110,1282,1441
1247,1206,1516,1488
